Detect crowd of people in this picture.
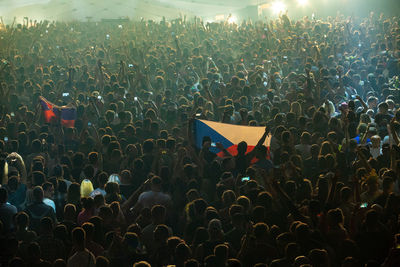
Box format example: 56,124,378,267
0,11,400,267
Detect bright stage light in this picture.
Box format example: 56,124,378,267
297,0,308,6
271,1,286,14
227,16,237,24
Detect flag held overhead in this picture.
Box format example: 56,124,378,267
193,119,271,156
39,97,57,123
39,96,77,127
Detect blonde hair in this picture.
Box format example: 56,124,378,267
80,179,94,197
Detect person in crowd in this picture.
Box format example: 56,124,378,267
35,217,65,262
0,187,17,231
81,222,104,257
133,176,172,214
67,227,96,267
90,172,108,198
141,204,172,255
42,181,56,212
6,175,27,211
77,197,96,225
24,186,57,233
14,211,37,242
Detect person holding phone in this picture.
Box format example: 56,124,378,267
360,173,382,205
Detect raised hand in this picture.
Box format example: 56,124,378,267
265,125,270,134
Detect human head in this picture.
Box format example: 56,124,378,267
371,135,381,148
327,208,344,226
151,205,166,224
95,256,109,267
32,186,44,203
82,222,95,241
308,248,329,267
72,227,86,250
153,224,170,244
378,102,388,114
40,217,53,235
151,176,162,191
133,261,151,267
97,172,109,188
64,204,76,221
81,197,95,211
15,212,29,230
237,141,247,155
207,218,223,238
42,182,54,199
80,179,94,197
300,132,311,145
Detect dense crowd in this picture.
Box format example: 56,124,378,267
0,12,400,267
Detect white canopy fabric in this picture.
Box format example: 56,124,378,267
0,0,261,22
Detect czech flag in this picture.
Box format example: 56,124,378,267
39,96,77,127
193,119,271,156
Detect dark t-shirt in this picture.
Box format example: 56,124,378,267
141,154,155,175
225,227,245,251
374,113,393,127
202,150,217,179
7,183,27,211
303,157,320,183
25,202,57,233
203,150,217,163
377,154,390,170
36,234,66,262
374,192,389,208
253,158,274,172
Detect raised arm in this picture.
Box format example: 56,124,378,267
356,147,372,173
174,36,182,59
355,95,368,113
271,179,305,221
246,125,270,160
216,142,232,158
207,57,219,73
326,172,338,205
390,118,400,145
256,125,270,147
122,179,150,217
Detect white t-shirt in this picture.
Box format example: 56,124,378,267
137,190,171,209
370,147,382,159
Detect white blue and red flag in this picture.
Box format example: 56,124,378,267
39,96,77,127
193,119,271,156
